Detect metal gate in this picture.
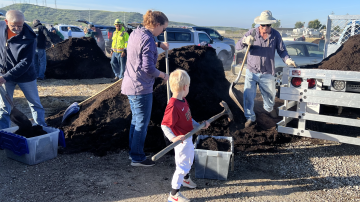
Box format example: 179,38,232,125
277,67,360,146
324,15,360,58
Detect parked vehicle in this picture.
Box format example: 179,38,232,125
155,28,232,65
189,27,235,58
231,41,323,86
55,24,84,39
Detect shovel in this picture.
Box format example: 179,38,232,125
164,30,171,102
0,86,32,131
228,30,256,113
62,78,122,123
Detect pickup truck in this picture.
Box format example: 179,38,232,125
155,28,232,66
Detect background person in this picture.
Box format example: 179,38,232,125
68,26,72,39
0,10,46,129
236,10,297,128
121,10,170,167
91,25,105,52
110,19,129,81
161,69,209,202
33,19,54,80
52,29,64,40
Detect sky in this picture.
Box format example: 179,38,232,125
1,0,360,28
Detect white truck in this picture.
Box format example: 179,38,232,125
155,28,232,66
277,15,360,146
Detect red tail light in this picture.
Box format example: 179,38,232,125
291,78,316,88
307,79,316,88
291,77,302,87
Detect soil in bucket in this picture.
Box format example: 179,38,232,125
46,45,297,156
197,137,231,152
14,125,48,138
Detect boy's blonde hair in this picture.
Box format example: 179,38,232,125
169,69,190,93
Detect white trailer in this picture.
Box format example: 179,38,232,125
277,67,360,146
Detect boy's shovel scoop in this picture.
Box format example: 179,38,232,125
152,101,233,161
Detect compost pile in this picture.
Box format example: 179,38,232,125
46,45,295,156
305,34,360,71
45,37,114,79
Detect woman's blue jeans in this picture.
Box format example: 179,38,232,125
243,69,276,122
127,93,153,163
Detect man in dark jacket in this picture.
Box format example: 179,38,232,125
0,10,46,129
33,19,54,80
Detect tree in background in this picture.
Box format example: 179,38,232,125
54,22,58,25
333,25,341,32
308,19,322,29
294,21,304,28
320,25,326,30
272,20,281,28
251,23,255,28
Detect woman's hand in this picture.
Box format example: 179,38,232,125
159,72,169,81
171,135,186,143
160,42,169,51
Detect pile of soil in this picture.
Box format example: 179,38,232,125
46,45,296,156
305,34,360,71
45,37,114,79
15,125,47,138
197,137,231,152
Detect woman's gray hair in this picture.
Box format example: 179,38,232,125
6,10,25,23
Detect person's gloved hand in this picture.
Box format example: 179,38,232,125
286,58,297,67
242,35,255,46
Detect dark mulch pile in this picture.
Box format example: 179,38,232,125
45,37,114,79
46,45,296,156
304,34,360,71
197,137,231,152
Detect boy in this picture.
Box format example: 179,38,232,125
161,69,209,202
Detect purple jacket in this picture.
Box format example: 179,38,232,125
236,28,290,75
121,27,160,95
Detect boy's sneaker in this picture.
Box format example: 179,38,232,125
129,153,151,160
182,176,197,188
168,191,190,202
130,158,155,167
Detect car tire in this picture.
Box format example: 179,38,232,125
218,51,228,66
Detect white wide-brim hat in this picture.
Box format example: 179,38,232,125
254,10,277,24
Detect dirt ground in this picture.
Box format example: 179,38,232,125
1,67,360,201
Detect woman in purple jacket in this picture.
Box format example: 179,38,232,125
121,10,169,167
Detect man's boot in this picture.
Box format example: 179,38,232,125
244,119,254,128
269,108,278,118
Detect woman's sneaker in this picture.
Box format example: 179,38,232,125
130,158,155,167
182,176,197,188
168,191,190,202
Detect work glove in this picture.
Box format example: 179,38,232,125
285,58,297,67
242,35,255,46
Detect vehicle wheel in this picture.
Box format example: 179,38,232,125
218,51,228,66
274,67,283,87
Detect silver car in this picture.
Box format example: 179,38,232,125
231,41,324,86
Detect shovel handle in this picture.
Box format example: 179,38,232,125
0,85,14,108
234,44,251,84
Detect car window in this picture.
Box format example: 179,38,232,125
306,44,323,57
61,27,67,31
101,31,107,36
286,44,306,57
198,33,211,44
206,29,221,39
175,33,191,41
71,27,82,32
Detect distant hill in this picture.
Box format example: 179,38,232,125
0,3,244,31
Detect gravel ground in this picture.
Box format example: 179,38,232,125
1,66,360,201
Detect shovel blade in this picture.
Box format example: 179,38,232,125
62,102,80,123
229,82,245,113
10,107,32,131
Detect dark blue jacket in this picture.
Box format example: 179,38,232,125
0,21,37,83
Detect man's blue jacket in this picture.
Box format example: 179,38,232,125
0,21,37,83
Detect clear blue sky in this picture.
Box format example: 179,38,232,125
2,0,360,28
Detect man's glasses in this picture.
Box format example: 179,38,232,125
260,24,271,27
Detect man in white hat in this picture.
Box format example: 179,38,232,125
236,10,297,128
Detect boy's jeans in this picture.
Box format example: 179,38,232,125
35,49,47,79
243,69,276,122
127,93,153,162
0,80,46,129
110,52,127,79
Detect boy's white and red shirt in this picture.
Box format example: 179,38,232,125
161,97,196,138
